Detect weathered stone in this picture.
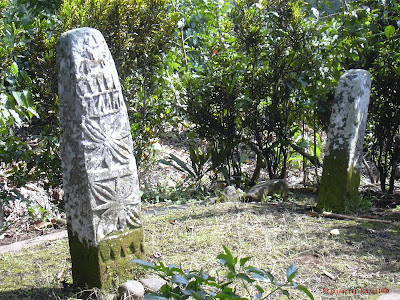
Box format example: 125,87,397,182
118,280,145,300
317,69,371,212
140,277,167,292
0,200,3,229
57,27,144,290
218,186,245,202
246,179,289,202
395,164,400,179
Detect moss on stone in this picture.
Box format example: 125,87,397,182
68,227,144,290
316,149,361,213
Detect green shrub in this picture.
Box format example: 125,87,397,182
134,245,314,299
178,0,332,185
59,0,179,164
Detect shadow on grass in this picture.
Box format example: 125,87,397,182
0,286,77,300
172,199,400,274
0,285,108,300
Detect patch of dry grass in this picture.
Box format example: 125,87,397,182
0,239,74,299
0,198,399,299
142,200,400,299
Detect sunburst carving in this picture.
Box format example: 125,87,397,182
82,117,132,168
91,178,141,232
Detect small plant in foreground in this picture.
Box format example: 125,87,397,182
133,245,313,299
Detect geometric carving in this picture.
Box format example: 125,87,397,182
57,27,143,289
82,116,131,169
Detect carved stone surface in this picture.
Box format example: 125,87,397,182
317,69,371,212
57,27,143,289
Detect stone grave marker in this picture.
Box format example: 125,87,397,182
317,69,371,212
0,201,3,229
57,27,144,289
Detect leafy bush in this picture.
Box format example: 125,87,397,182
177,0,333,185
2,0,179,190
0,1,64,189
134,245,314,299
311,0,400,193
0,0,39,129
59,0,179,164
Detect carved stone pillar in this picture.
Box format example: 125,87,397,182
57,27,144,289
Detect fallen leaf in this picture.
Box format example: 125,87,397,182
306,211,320,218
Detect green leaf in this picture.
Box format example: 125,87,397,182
237,273,253,283
27,107,39,119
297,284,314,300
281,289,290,297
384,25,395,38
255,284,264,294
239,256,252,267
298,140,310,148
248,267,274,282
144,294,169,300
221,245,234,264
23,90,34,107
170,154,196,177
132,259,154,268
10,62,18,76
171,274,189,286
11,91,24,106
159,157,194,178
286,263,297,282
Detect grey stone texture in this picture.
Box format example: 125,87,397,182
0,201,3,229
324,69,371,171
219,186,245,202
118,280,145,300
246,179,289,202
317,69,371,212
57,27,143,289
140,277,167,293
58,27,141,246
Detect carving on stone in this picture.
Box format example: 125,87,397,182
58,27,144,289
58,27,141,245
82,117,132,169
90,173,141,240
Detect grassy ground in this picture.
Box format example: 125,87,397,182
0,196,399,299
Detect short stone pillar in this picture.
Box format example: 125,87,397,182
57,28,144,289
317,69,371,213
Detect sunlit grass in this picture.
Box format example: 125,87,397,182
0,200,399,299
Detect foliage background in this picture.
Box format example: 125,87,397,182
0,0,399,208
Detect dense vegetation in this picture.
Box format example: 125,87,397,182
0,0,399,209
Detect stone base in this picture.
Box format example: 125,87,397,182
317,150,361,213
68,227,144,290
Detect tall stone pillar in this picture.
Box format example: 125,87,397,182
0,201,3,229
317,69,371,213
57,28,144,289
